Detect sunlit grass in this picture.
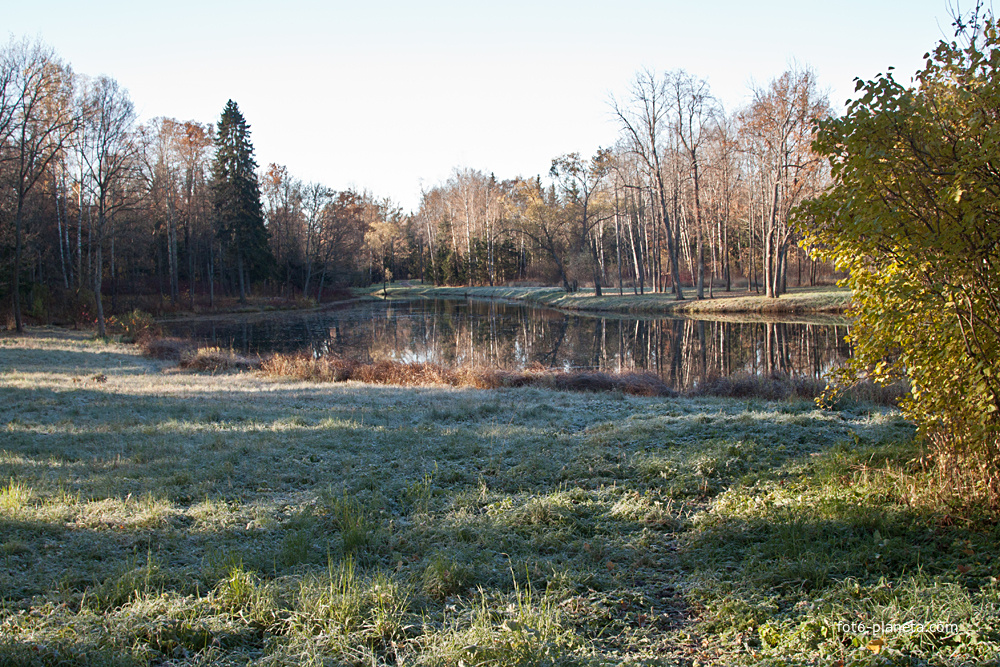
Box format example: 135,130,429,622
0,328,993,665
0,479,33,512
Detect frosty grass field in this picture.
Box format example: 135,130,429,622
0,330,996,665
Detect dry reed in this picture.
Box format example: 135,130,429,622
260,352,677,397
141,337,198,360
179,347,261,372
142,337,902,404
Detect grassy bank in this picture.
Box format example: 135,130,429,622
361,283,852,317
1,330,996,666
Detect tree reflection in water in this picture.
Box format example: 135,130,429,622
163,298,851,391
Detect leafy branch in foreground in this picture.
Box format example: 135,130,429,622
798,14,1000,504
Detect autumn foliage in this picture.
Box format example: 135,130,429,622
800,18,1000,504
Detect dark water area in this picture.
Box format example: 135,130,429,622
160,298,852,390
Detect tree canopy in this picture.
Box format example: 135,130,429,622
799,17,1000,503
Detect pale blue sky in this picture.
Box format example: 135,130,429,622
8,0,959,210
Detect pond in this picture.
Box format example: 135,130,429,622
160,297,852,390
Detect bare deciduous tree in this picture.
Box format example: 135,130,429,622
611,69,685,299
79,76,140,336
2,39,76,331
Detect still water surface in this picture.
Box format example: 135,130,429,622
161,298,851,390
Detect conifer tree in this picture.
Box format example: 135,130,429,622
211,99,273,301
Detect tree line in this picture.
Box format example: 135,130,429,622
0,37,839,335
406,67,836,298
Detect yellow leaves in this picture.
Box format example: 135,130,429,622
796,16,1000,504
866,637,885,653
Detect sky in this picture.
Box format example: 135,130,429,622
7,0,961,211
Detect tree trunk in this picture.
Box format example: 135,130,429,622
556,255,571,292
627,193,643,295
693,161,705,299
95,228,106,338
236,247,247,303
764,178,780,298
187,225,195,311
654,172,684,299
87,204,93,289
747,181,754,293
208,249,215,309
615,186,623,296
77,163,84,289
316,270,326,303
12,202,25,333
591,237,602,296
110,212,117,313
55,173,69,289
167,197,179,303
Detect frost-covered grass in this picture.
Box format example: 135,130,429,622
0,329,996,666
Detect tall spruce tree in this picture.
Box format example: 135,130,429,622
211,100,272,301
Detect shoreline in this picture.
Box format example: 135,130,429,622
360,283,852,317
153,296,362,325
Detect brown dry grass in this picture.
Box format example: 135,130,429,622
141,337,260,371
142,338,901,404
259,352,905,404
260,352,676,397
179,346,261,372
141,336,197,360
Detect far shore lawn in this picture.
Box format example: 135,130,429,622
360,282,852,317
0,328,995,666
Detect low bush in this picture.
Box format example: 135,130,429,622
799,18,1000,506
179,346,260,372
141,337,198,360
106,309,161,343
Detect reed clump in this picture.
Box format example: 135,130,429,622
691,372,827,401
140,336,261,370
141,336,197,360
179,347,261,372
